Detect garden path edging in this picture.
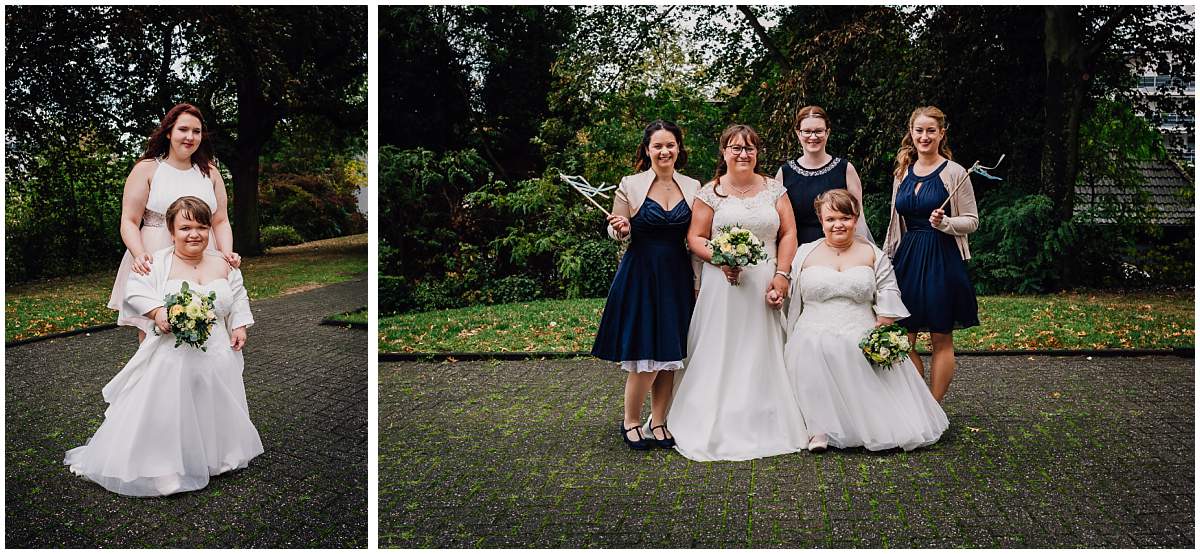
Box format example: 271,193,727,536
380,347,1193,362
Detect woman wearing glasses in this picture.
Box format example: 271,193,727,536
666,124,808,461
774,106,872,245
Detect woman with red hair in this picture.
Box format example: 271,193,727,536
109,103,241,340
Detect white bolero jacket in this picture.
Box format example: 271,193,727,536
104,246,253,403
782,238,910,337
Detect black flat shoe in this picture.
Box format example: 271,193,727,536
621,423,650,451
649,423,675,448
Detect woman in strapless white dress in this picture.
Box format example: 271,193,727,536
67,196,262,496
109,103,240,338
782,190,947,453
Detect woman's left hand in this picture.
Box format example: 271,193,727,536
929,208,945,228
231,326,247,351
875,316,895,328
223,251,242,269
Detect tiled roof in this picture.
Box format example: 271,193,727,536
1074,160,1195,225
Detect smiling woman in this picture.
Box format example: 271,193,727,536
109,103,241,341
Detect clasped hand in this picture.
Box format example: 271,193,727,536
765,274,788,309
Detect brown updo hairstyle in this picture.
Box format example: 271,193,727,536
794,105,830,130
893,106,953,179
813,188,860,219
712,124,765,197
165,196,213,232
138,103,217,178
633,119,688,171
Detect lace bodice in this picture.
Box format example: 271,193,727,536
697,179,786,260
795,265,877,333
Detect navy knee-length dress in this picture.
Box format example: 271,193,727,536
892,161,979,333
591,197,695,364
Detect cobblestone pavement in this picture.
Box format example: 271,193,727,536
381,355,1194,548
6,277,367,548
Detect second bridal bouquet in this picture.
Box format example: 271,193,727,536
859,323,911,370
708,225,767,285
157,281,219,351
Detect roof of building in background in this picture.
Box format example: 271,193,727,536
1074,160,1194,226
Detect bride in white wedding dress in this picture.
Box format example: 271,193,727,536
666,125,809,461
783,190,947,452
65,196,263,496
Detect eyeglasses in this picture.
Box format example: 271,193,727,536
724,145,757,155
798,129,827,138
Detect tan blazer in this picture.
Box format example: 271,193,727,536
882,159,978,260
607,168,704,289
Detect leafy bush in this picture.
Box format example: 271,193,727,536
480,275,543,304
379,275,414,314
968,193,1065,294
260,225,304,248
410,277,469,313
258,173,363,242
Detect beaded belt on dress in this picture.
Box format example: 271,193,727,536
142,209,166,228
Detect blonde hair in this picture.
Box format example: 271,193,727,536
893,106,953,179
813,188,860,219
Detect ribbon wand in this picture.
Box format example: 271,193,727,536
937,154,1005,211
559,173,614,217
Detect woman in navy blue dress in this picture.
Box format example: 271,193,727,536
883,106,979,403
774,105,872,245
592,120,701,450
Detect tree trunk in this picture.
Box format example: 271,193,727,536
228,62,277,256
1041,6,1084,225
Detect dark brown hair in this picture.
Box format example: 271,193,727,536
633,120,688,171
893,106,953,179
712,124,765,197
166,196,213,232
793,105,831,130
139,103,217,178
813,188,860,219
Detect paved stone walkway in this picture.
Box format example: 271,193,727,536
6,277,367,548
381,355,1194,548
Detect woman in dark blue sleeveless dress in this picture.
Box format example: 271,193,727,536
883,106,980,403
774,105,872,245
592,120,701,450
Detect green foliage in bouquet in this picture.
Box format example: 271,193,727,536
708,225,768,268
159,281,219,351
859,323,912,370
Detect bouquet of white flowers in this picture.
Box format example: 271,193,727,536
708,225,768,285
859,323,911,370
157,281,218,351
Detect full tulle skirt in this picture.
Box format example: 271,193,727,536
785,306,947,451
64,322,263,496
668,261,809,461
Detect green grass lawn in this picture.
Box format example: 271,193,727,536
6,234,367,342
327,307,367,325
379,290,1195,353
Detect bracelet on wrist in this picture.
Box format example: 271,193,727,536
774,270,792,281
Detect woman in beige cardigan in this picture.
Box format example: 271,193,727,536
882,106,979,403
591,120,701,450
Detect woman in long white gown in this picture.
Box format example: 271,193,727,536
66,196,263,496
666,124,810,462
783,190,947,452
